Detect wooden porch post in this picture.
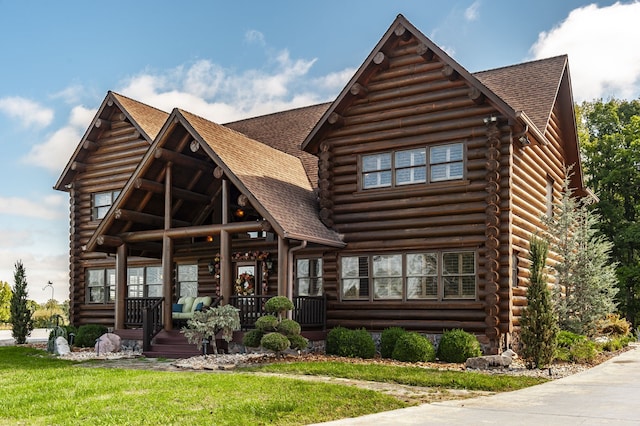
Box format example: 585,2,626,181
220,178,232,303
162,163,174,330
277,236,289,296
115,243,127,330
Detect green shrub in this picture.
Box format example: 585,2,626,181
265,296,294,319
392,332,436,363
380,327,406,359
242,329,264,348
254,315,279,332
278,318,301,337
570,339,598,363
437,329,482,363
597,313,631,337
260,332,290,352
556,330,587,348
75,324,108,348
325,327,375,359
288,334,309,351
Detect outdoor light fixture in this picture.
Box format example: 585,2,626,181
518,135,531,146
206,235,214,243
234,208,245,218
208,261,215,275
483,116,497,125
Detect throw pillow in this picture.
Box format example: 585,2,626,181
172,303,183,313
195,302,204,311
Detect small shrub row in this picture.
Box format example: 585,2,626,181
326,326,375,359
380,327,480,363
241,297,308,353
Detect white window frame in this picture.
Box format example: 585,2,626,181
177,264,198,297
92,190,121,220
295,258,323,297
127,266,162,298
87,268,115,304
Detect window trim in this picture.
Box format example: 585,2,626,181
359,142,465,191
294,257,323,297
86,268,115,304
92,190,121,221
340,250,477,302
177,264,198,298
127,265,163,298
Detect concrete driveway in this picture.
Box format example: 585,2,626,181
315,344,640,425
0,328,50,346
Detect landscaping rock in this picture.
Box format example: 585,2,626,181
55,336,71,356
95,333,121,354
466,349,517,369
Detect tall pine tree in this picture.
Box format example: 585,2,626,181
10,260,33,344
520,235,558,369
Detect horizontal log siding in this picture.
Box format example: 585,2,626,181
70,114,150,327
318,37,510,349
510,104,568,330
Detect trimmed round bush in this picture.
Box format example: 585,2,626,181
437,329,482,363
255,315,279,332
75,324,108,348
260,332,291,352
265,296,294,316
242,329,264,348
326,327,375,359
380,327,407,359
570,339,598,363
392,332,436,363
288,334,309,351
278,318,301,337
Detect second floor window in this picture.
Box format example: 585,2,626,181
361,143,463,190
92,190,120,220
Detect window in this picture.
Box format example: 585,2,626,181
92,190,120,220
296,258,323,296
341,256,370,299
430,143,463,182
361,143,463,190
341,251,476,301
127,266,162,298
87,268,115,303
177,264,198,297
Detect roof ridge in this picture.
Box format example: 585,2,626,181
473,55,567,75
223,102,332,126
110,91,170,115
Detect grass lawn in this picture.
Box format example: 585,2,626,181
1,347,550,425
0,347,407,425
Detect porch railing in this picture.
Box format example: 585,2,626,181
229,295,326,330
142,298,164,352
124,297,163,328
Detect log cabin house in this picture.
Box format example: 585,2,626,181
54,15,584,354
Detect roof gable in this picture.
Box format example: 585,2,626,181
54,91,168,190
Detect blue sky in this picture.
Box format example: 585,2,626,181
0,0,638,302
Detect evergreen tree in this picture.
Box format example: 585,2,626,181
10,261,33,344
0,281,12,324
543,173,618,336
520,235,558,369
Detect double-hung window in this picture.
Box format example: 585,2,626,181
87,268,115,303
296,258,323,296
127,266,162,298
177,264,198,297
361,143,463,190
341,251,476,301
92,190,120,220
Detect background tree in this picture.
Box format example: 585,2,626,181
579,99,640,326
10,261,33,343
520,235,558,369
0,281,12,324
543,173,618,335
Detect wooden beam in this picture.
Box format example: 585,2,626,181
162,234,173,330
416,44,434,61
96,235,123,247
154,147,212,171
82,140,98,151
115,244,127,330
213,166,224,179
468,87,485,105
114,208,190,228
119,220,270,243
442,65,459,81
134,178,211,204
394,23,411,41
71,161,86,173
328,112,344,127
95,118,111,130
373,51,390,70
164,163,172,230
220,179,231,305
189,140,200,152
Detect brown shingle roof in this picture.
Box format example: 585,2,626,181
181,109,343,246
111,92,169,140
224,103,330,187
474,55,568,134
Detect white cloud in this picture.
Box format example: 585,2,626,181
0,96,54,128
530,2,640,102
118,48,331,123
0,251,69,303
313,68,357,93
0,194,66,220
245,29,266,46
465,1,481,21
22,105,95,173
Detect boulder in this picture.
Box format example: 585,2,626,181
55,336,71,356
465,349,517,369
95,333,122,354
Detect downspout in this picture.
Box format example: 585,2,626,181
287,240,307,319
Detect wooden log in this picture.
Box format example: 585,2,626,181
189,140,200,152
96,235,123,247
336,213,486,233
154,147,213,171
71,161,86,173
83,140,98,151
394,23,411,40
335,200,486,224
327,112,344,127
350,83,368,98
329,309,486,321
85,145,148,164
95,118,111,130
468,87,485,105
325,318,487,332
344,234,486,251
119,220,270,242
342,223,485,243
98,130,141,146
213,166,224,179
114,208,190,228
237,194,249,207
79,166,137,181
133,178,211,204
373,51,390,70
369,61,443,84
442,65,459,81
416,43,434,61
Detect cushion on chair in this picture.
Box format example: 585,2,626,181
178,296,195,313
194,302,204,312
172,303,183,313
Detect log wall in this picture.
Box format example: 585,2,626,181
315,35,517,352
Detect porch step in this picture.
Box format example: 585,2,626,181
143,330,202,359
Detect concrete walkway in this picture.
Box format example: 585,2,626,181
315,344,640,425
0,328,50,346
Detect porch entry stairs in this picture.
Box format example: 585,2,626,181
142,329,202,359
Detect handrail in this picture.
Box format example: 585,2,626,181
142,297,164,352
